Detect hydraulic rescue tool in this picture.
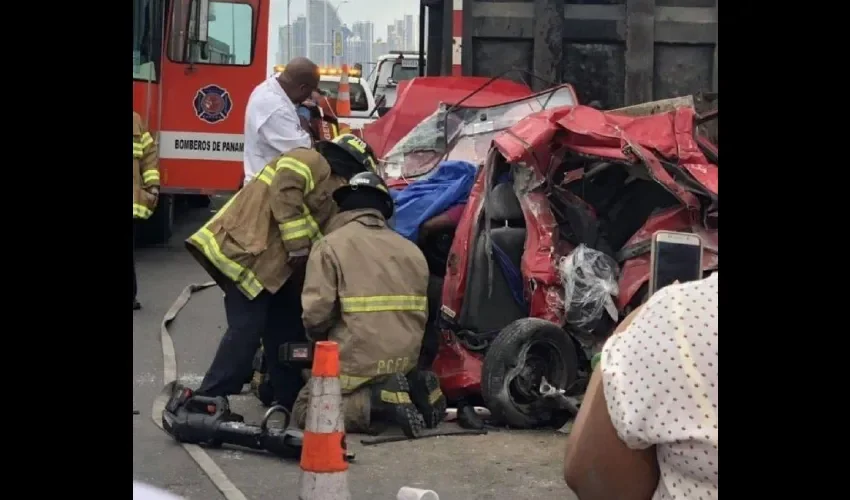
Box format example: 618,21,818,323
160,381,355,461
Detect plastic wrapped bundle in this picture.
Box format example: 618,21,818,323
559,244,620,328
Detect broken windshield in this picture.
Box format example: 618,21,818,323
382,86,577,178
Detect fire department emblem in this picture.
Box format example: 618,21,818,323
193,84,233,124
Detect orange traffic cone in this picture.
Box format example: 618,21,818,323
336,65,352,119
298,341,351,500
336,65,352,135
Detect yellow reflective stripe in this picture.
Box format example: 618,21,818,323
380,390,412,404
133,143,144,158
188,228,264,298
142,170,160,183
340,295,428,313
140,132,154,148
133,204,152,219
279,217,314,241
257,165,276,186
345,137,366,154
275,157,315,193
429,387,444,404
331,123,339,138
279,207,323,242
303,207,323,242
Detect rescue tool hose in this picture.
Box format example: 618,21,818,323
150,281,250,500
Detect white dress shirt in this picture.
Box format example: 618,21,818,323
243,74,312,184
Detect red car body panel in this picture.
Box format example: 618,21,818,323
362,77,534,159
433,104,718,400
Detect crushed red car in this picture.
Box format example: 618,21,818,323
421,102,718,428
363,76,538,160
374,82,579,190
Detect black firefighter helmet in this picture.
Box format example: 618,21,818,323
333,171,394,220
316,133,378,180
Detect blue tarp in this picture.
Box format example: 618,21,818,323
390,160,477,242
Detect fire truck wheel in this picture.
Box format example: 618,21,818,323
481,318,578,429
187,195,212,209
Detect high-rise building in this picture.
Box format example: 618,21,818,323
395,19,404,50
403,15,415,51
277,26,287,64
279,15,307,64
387,23,402,52
307,0,345,66
372,38,388,60
348,21,374,67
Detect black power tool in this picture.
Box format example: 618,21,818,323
160,381,313,460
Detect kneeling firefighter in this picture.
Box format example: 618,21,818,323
184,135,378,415
293,172,448,437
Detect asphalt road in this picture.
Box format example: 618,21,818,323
132,202,578,500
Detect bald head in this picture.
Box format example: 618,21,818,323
279,57,320,104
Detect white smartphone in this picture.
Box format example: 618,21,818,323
648,231,704,295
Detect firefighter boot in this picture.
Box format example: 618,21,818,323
407,370,447,428
370,373,426,438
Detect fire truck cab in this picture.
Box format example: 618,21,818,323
132,0,269,242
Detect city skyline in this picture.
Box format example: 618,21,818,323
268,0,420,70
275,1,419,69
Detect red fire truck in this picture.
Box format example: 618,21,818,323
132,0,269,242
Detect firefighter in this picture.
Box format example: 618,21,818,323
293,172,447,438
186,135,378,411
133,111,160,310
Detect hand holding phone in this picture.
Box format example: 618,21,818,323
648,231,704,295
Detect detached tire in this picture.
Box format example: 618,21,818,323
482,318,578,428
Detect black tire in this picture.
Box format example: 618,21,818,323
141,194,174,245
481,318,578,428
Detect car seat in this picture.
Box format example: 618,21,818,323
457,182,528,334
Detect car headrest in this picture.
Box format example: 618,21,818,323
487,182,523,222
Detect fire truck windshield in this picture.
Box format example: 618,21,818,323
167,1,255,65
133,0,164,82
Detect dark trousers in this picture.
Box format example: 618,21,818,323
132,221,138,303
196,276,308,410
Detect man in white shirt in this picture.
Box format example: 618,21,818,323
243,57,320,185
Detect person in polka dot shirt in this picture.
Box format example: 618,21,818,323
563,273,718,500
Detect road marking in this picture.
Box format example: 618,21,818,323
151,282,249,500
136,372,205,386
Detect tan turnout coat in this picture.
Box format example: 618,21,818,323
133,112,160,219
301,209,430,393
186,148,346,299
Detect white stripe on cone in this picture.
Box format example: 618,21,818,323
298,375,350,500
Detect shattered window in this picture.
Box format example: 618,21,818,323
384,86,577,168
